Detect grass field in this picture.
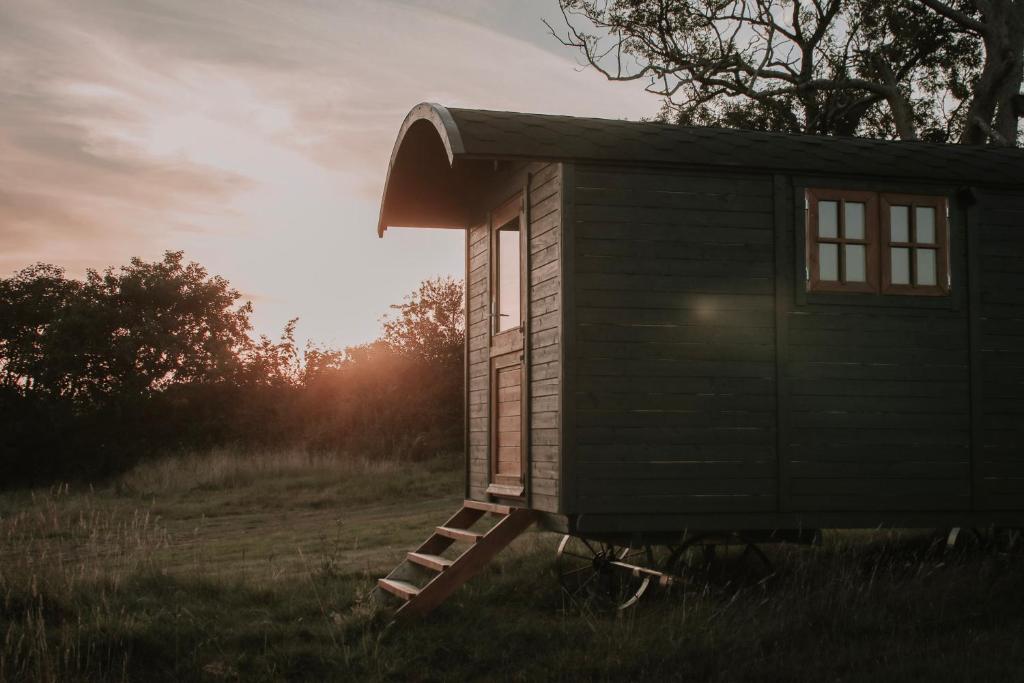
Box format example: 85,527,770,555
2,449,1023,682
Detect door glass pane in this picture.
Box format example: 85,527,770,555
818,201,838,238
891,247,910,285
890,205,910,242
819,243,839,281
915,207,936,244
497,223,521,331
844,202,865,240
916,248,937,286
845,244,866,282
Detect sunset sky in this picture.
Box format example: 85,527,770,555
1,0,656,348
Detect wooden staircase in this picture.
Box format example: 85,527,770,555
375,500,537,618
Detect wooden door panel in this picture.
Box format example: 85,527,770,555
490,337,525,495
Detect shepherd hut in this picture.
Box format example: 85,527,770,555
374,103,1024,616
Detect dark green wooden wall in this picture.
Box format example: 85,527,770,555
565,163,1023,523
976,191,1024,510
568,165,779,515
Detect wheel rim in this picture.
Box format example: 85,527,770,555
664,533,772,586
555,534,654,610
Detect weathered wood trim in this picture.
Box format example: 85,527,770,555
485,482,525,497
965,188,983,511
792,176,962,310
521,171,533,509
485,209,493,496
773,174,791,513
560,162,576,515
464,225,470,501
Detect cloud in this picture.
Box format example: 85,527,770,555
0,0,657,346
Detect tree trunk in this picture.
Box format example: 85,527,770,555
993,10,1024,144
961,0,1024,145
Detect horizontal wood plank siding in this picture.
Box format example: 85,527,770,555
976,192,1024,510
781,182,972,512
528,163,562,512
466,219,490,500
466,162,562,512
572,165,778,515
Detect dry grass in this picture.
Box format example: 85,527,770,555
115,447,409,496
2,449,1023,682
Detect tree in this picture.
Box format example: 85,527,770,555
0,251,254,406
549,0,1023,145
380,277,465,367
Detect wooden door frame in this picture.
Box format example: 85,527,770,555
486,190,529,499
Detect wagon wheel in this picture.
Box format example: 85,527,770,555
664,533,772,586
993,527,1024,554
943,527,991,553
555,534,655,610
946,527,1024,555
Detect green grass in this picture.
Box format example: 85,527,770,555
2,449,1023,682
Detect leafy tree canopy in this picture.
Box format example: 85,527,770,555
380,276,465,367
0,251,252,405
550,0,1024,145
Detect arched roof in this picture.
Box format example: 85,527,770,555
377,103,1024,236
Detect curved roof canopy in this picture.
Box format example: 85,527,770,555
378,103,1024,236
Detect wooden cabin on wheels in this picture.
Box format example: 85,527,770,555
374,102,1024,617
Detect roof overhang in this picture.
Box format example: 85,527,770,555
376,103,1024,238
376,103,470,237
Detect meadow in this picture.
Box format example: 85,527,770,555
2,449,1023,682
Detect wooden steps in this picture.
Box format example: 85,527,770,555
462,499,513,515
378,578,420,600
374,500,537,618
435,526,482,543
407,552,452,571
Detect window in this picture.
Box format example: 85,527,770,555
491,195,522,333
881,194,950,295
806,189,878,293
806,189,949,296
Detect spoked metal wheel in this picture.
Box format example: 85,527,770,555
946,527,1024,555
555,534,656,610
664,533,772,586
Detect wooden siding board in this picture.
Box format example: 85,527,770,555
462,161,564,511
571,165,778,516
777,180,976,514
467,220,489,501
528,163,562,513
559,163,576,514
975,190,1024,510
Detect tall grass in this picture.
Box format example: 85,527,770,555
115,447,411,495
2,449,1022,682
0,449,457,682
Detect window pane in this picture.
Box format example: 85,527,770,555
819,243,839,281
891,247,910,285
844,202,865,240
890,205,910,242
845,244,866,282
818,201,838,238
916,248,937,286
498,225,521,331
915,207,936,244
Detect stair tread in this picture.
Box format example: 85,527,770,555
407,552,453,571
378,578,420,600
436,526,483,542
463,499,513,515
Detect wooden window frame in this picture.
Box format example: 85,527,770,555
489,193,523,337
486,191,526,500
880,193,950,297
805,189,879,294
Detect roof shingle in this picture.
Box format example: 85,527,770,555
443,105,1024,187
